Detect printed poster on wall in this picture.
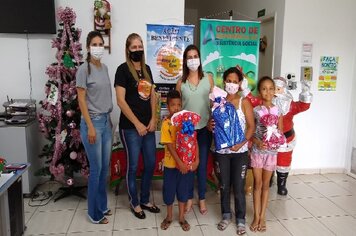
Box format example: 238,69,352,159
146,24,195,84
318,56,339,91
200,19,260,94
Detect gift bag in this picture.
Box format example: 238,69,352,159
171,110,201,167
258,106,286,150
210,86,245,151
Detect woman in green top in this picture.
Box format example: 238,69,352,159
176,44,214,215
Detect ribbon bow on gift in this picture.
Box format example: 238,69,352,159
181,120,194,135
266,124,281,141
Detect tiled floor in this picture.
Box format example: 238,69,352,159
23,173,356,236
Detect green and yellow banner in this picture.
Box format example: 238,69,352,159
200,19,260,94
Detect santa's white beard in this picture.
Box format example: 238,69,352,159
273,93,293,115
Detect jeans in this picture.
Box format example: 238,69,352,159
214,151,248,225
80,114,112,223
188,127,211,200
120,129,156,208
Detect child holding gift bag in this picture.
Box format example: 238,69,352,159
160,90,200,231
209,67,255,234
250,76,286,232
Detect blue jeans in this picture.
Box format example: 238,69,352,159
188,127,211,200
119,129,156,208
80,114,112,223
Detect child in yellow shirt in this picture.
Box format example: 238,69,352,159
160,90,199,231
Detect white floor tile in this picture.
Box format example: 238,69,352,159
329,195,356,215
22,173,356,236
246,199,277,223
157,225,203,236
200,224,237,235
114,207,157,230
246,220,292,236
25,210,75,235
335,180,356,194
194,204,220,225
155,205,199,227
308,181,352,197
280,218,334,236
297,174,330,183
296,197,347,217
67,231,112,236
287,182,323,199
268,199,312,219
318,215,356,236
114,228,158,236
36,196,80,212
67,209,114,233
322,173,356,182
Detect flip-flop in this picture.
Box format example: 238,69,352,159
104,209,112,216
217,219,230,231
249,223,259,232
160,218,172,230
258,221,266,232
179,220,191,231
98,217,109,224
237,223,246,235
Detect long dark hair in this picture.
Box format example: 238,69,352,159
223,67,244,82
86,31,104,75
181,44,203,83
125,33,151,82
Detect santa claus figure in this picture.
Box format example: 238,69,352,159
242,76,312,195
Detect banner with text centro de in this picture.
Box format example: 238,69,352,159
146,24,195,84
200,19,260,94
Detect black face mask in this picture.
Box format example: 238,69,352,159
129,50,144,62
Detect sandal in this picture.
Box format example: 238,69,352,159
179,220,191,231
131,208,146,219
237,223,246,235
140,204,161,213
258,220,266,232
249,223,259,232
217,219,231,231
104,209,112,216
160,218,172,230
98,217,109,224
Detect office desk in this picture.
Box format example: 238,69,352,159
0,165,29,236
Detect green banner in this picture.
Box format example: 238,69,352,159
200,19,260,94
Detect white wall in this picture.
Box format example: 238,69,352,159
281,0,356,172
0,0,185,130
193,0,356,172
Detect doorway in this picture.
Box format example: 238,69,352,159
258,16,275,78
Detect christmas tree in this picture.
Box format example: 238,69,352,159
37,7,88,187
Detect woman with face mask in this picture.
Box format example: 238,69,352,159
176,44,214,215
76,31,113,224
210,67,255,234
114,33,160,220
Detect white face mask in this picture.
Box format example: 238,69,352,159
187,58,200,71
225,82,240,95
90,46,105,60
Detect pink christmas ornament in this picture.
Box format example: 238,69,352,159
67,178,74,186
69,151,77,160
69,122,76,129
66,110,74,117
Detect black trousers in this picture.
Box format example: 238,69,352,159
214,151,248,224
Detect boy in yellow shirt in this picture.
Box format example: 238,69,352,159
160,90,199,231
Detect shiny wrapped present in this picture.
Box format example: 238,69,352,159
171,110,201,167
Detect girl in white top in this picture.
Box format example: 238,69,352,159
210,67,255,234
